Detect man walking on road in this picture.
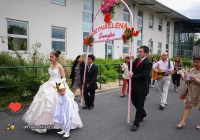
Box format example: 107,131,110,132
129,46,152,131
153,52,174,110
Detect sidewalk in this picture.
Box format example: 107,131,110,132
75,80,122,95
0,81,122,111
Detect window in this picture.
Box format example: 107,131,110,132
83,32,92,53
82,0,93,53
137,11,143,46
158,42,162,55
148,41,153,54
123,7,129,22
137,48,139,55
149,14,153,28
82,0,93,31
123,44,129,54
105,41,113,58
166,22,170,52
51,0,65,5
158,18,162,31
166,44,169,53
7,20,28,50
52,27,66,52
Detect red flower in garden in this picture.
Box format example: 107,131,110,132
104,12,112,23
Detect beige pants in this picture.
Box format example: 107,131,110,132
157,76,171,106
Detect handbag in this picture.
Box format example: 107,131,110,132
179,83,188,100
174,62,183,75
177,70,183,75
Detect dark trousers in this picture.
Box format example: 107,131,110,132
131,92,147,127
84,87,95,107
152,80,155,85
149,77,151,85
149,78,155,85
172,73,181,86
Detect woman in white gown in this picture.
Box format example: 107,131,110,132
22,51,83,133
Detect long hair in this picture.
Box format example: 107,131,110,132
175,56,181,63
151,57,156,62
73,55,84,67
124,56,129,63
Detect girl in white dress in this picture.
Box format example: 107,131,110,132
22,51,83,133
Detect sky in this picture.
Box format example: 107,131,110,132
157,0,200,19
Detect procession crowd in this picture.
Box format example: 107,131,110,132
22,46,200,139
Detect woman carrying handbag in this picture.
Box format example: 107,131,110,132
176,56,200,129
172,56,183,92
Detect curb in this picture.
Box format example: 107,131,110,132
0,87,121,112
74,86,121,96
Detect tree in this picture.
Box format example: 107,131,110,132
194,33,200,45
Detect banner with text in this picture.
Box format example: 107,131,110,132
92,21,129,43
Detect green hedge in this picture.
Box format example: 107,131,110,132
95,58,123,83
0,51,124,108
170,57,192,68
0,52,50,107
147,54,192,68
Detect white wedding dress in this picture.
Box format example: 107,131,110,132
22,68,83,133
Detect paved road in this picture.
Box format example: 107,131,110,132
0,80,200,140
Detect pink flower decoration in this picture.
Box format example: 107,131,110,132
114,0,120,3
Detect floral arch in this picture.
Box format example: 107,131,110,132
82,0,139,123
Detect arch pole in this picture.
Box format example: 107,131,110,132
81,1,135,125
81,7,101,106
120,0,134,124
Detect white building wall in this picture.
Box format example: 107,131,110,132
0,0,176,60
135,5,174,58
0,0,83,60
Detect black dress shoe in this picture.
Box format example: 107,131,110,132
159,104,164,110
131,125,139,131
88,106,94,110
120,94,125,97
82,106,88,109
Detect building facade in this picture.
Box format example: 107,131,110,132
0,0,190,60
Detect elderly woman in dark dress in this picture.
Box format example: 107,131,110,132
70,55,85,101
177,56,200,129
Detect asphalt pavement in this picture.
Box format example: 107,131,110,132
0,80,200,140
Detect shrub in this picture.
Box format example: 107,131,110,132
148,54,192,68
170,57,192,68
95,58,123,83
148,54,162,61
0,41,50,108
